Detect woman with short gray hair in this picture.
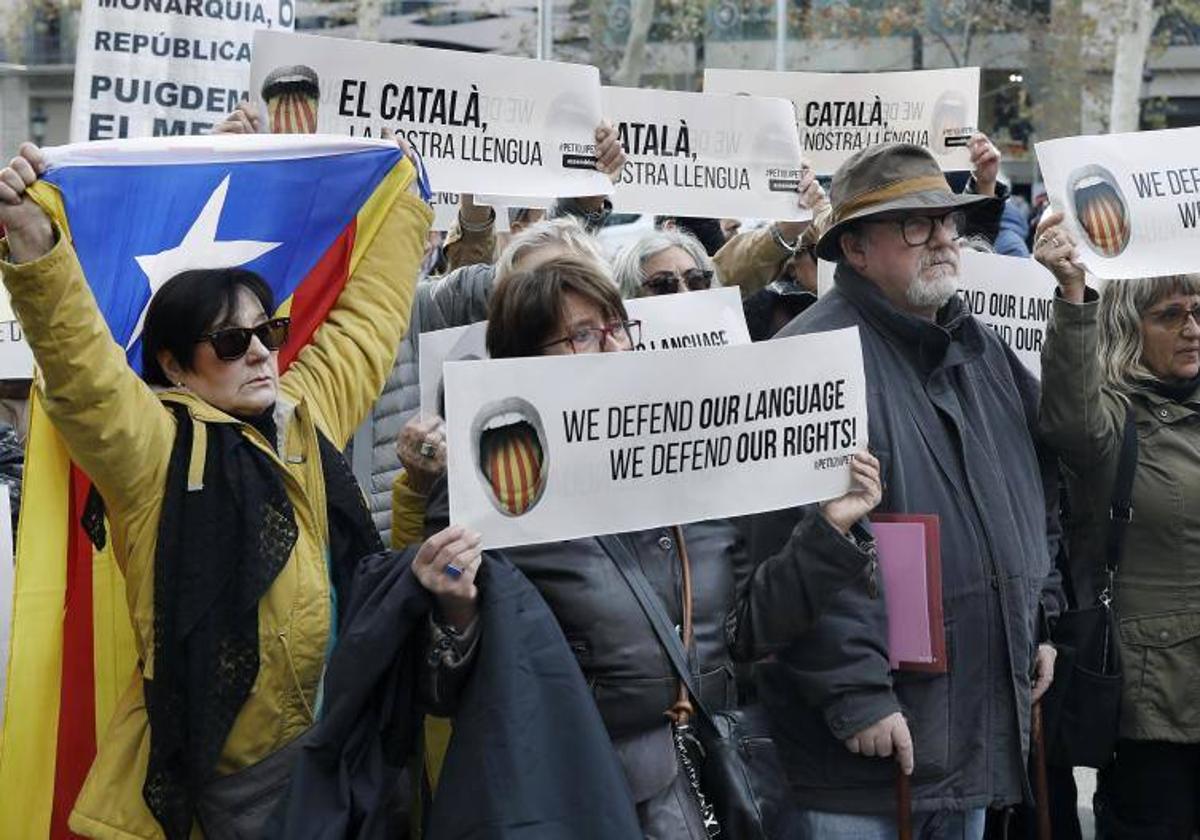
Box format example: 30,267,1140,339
611,228,721,298
1035,210,1200,838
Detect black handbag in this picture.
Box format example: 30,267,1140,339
1041,404,1135,769
600,531,789,840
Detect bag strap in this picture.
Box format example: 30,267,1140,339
597,532,715,725
1102,402,1138,599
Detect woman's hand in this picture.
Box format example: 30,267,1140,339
773,161,826,244
595,120,627,184
1033,211,1086,304
412,525,482,632
397,415,448,495
968,132,1002,197
820,451,883,535
211,100,261,134
0,143,54,263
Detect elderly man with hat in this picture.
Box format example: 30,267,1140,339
748,142,1064,838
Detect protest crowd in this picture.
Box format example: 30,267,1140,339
0,22,1199,840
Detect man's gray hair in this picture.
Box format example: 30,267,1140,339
1098,274,1200,393
611,228,721,298
494,217,608,283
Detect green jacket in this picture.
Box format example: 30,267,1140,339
1041,291,1200,743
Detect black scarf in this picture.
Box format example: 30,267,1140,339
140,403,381,839
1149,372,1200,404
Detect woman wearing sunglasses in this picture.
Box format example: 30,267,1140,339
0,142,480,840
613,227,719,299
413,255,883,839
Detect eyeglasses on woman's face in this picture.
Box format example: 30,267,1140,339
641,268,714,296
197,317,291,361
538,319,642,354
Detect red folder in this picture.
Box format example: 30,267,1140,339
870,513,946,674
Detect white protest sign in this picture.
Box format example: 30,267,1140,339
704,67,980,177
0,290,33,379
250,31,612,199
957,250,1056,377
70,0,290,141
445,327,866,549
601,86,807,220
419,286,752,416
1036,127,1200,280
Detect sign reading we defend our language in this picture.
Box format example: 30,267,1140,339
703,67,980,177
601,86,808,220
1036,127,1200,280
957,250,1056,378
418,286,753,416
250,31,613,199
71,0,292,142
444,327,867,549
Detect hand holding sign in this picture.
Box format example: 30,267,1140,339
1033,211,1086,304
595,121,628,183
819,451,882,534
775,163,828,244
968,132,1001,197
212,101,262,135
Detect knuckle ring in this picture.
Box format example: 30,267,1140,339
444,564,464,579
420,440,436,458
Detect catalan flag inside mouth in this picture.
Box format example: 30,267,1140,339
480,422,545,516
268,90,319,134
1075,178,1130,257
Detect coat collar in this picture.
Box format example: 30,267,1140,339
833,262,984,377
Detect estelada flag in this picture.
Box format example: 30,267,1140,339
0,134,429,838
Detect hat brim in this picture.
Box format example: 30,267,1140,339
815,189,1000,262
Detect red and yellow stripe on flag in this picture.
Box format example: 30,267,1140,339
0,149,413,838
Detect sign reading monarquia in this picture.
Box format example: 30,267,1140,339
704,67,980,177
250,31,612,199
444,327,866,549
957,250,1056,378
70,0,292,141
601,86,808,220
419,287,753,416
1036,127,1200,280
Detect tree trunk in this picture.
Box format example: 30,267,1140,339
1028,0,1085,141
357,0,383,42
613,0,655,87
1109,0,1161,133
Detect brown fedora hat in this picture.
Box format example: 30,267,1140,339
815,143,999,262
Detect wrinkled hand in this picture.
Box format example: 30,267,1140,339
820,451,883,535
775,163,826,242
969,132,1001,197
1033,211,1086,303
0,143,54,263
397,415,447,495
1031,643,1057,704
845,711,914,775
412,525,482,631
595,120,627,182
211,100,261,135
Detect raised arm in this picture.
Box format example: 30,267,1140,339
280,140,434,447
0,145,173,518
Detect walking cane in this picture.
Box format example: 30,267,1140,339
1031,701,1052,840
895,762,913,840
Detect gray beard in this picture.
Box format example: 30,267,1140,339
905,270,958,310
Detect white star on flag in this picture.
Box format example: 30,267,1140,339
127,174,282,350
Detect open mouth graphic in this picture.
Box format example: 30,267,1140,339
930,90,969,154
470,397,549,517
1068,165,1130,258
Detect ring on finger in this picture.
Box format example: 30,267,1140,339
420,440,436,458
444,564,464,579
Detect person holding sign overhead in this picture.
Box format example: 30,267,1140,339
753,142,1064,839
1035,212,1200,839
417,255,883,839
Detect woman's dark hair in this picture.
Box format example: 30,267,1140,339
141,267,275,387
486,257,627,359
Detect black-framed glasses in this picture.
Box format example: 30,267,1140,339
875,210,967,247
1147,301,1200,332
641,268,714,296
538,319,642,354
198,317,291,361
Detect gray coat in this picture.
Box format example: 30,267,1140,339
357,263,494,543
752,264,1064,814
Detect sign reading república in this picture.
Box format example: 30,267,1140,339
601,86,809,220
250,31,613,200
703,67,980,177
70,0,292,141
443,327,867,549
1036,127,1200,280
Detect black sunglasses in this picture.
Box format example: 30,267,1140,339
198,317,291,361
642,268,714,296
